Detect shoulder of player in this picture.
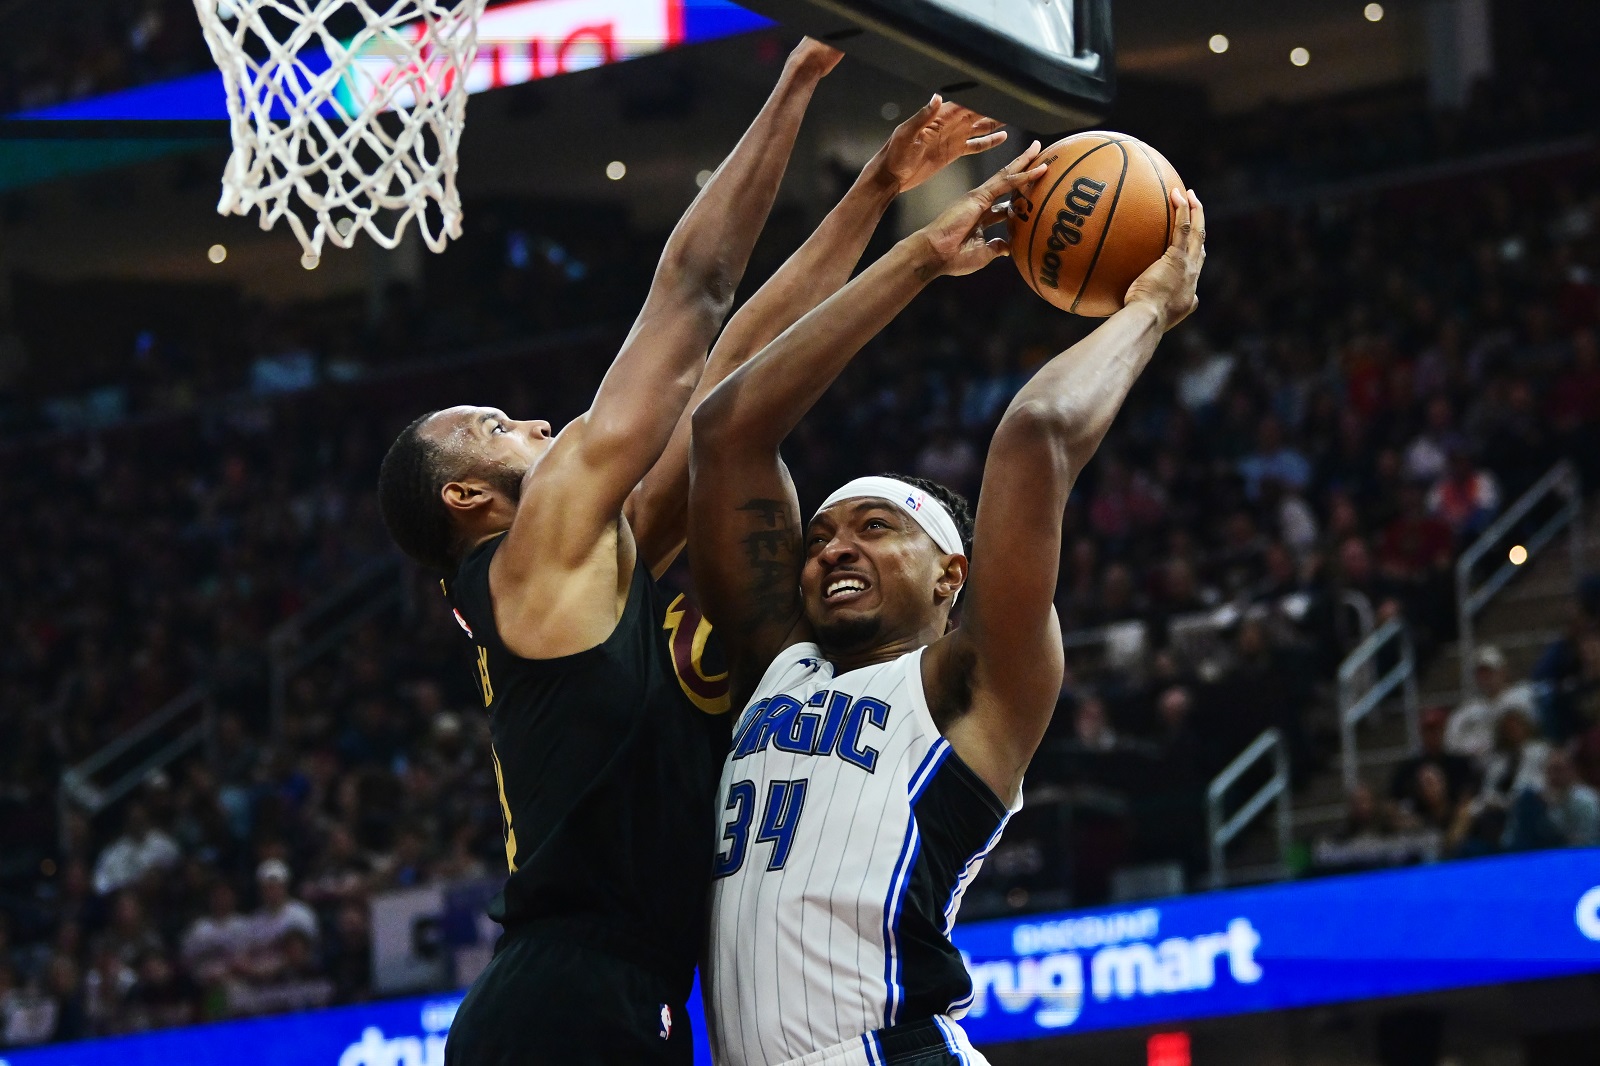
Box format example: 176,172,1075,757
487,519,634,659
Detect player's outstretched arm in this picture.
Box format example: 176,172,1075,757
497,40,838,586
931,188,1206,803
627,98,1006,577
690,146,1045,702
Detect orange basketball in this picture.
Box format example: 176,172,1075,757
1008,132,1184,318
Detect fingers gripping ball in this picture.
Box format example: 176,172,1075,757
1008,132,1183,317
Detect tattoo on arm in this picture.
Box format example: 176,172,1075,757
736,498,801,628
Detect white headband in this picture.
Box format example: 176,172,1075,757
815,476,966,560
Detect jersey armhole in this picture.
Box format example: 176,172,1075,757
453,539,653,674
905,645,1024,815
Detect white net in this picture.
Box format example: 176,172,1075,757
194,0,491,261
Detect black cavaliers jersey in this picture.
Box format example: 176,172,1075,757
445,535,731,998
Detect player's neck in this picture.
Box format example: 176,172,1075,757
823,624,943,674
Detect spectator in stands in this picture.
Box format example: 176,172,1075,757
91,803,180,896
1331,782,1390,843
1403,397,1465,485
1390,707,1478,809
42,955,87,1044
1539,609,1600,745
300,825,374,913
1505,749,1600,850
912,422,981,499
1396,763,1458,835
82,942,136,1036
91,892,162,969
229,929,333,1018
1238,416,1312,501
1479,706,1552,807
247,860,319,955
323,902,373,1004
180,881,252,987
1378,484,1453,585
1445,645,1538,761
1550,329,1600,484
1427,447,1500,539
121,949,197,1032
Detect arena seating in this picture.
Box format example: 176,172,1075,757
2,78,1599,1046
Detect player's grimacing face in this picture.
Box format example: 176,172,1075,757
801,500,952,653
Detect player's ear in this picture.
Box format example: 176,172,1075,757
935,553,968,604
440,479,492,516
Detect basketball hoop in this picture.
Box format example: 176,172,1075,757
194,0,490,262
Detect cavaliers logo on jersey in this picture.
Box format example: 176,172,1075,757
663,594,731,715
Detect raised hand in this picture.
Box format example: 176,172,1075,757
915,141,1046,278
1123,187,1206,331
872,95,1007,194
786,37,845,80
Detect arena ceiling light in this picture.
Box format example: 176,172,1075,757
1364,3,1385,22
1290,46,1311,66
1208,34,1229,54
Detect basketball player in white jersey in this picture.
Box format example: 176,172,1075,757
687,148,1207,1065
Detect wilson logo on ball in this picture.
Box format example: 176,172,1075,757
1039,177,1108,290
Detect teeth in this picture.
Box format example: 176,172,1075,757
826,579,866,598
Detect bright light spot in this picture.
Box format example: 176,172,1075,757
1364,3,1385,21
880,102,901,121
1209,34,1229,54
301,253,319,271
1290,46,1311,66
695,169,713,188
336,217,355,239
606,160,626,181
207,244,227,264
1509,545,1528,566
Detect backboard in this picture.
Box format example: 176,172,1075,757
735,0,1114,133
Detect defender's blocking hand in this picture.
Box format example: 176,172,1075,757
915,141,1048,278
872,95,1007,195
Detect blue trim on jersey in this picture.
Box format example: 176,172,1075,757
908,739,951,805
933,1015,971,1065
881,820,921,1027
941,812,1011,937
862,1031,886,1066
882,740,951,1028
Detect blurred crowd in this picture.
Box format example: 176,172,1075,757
0,0,204,115
1316,604,1600,875
4,63,1600,1050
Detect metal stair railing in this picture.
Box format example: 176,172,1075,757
1456,460,1583,697
1337,618,1419,793
58,685,214,839
268,553,407,742
1206,727,1291,889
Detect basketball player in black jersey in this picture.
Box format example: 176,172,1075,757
688,156,1205,1060
376,38,1007,1062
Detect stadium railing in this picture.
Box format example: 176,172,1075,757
1336,617,1421,795
1204,726,1291,889
58,685,216,844
267,553,410,743
1455,459,1584,698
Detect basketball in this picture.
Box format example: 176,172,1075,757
1008,131,1184,318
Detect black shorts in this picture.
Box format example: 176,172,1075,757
444,920,693,1066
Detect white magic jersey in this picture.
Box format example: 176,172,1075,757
706,644,1019,1066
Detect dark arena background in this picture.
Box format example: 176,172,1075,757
2,1,1600,1064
